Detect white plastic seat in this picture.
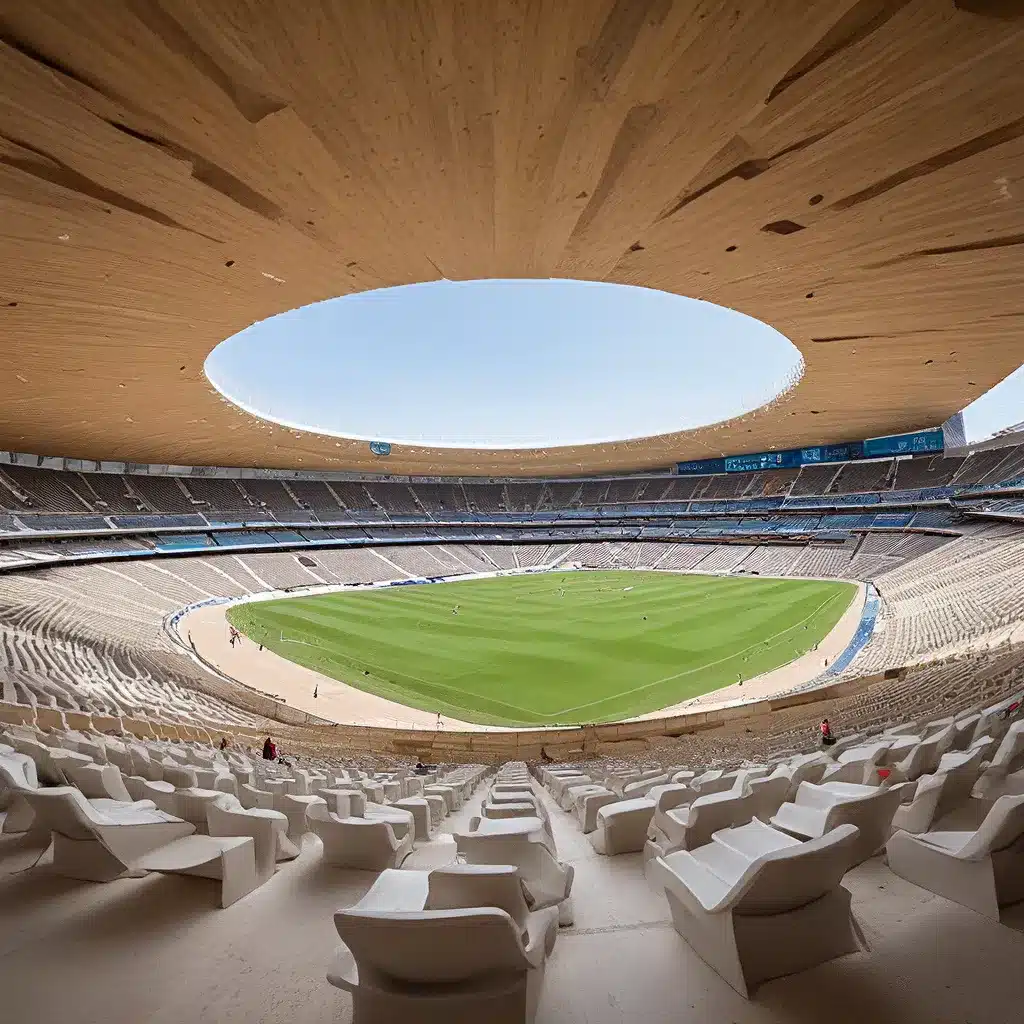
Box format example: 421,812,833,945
651,819,864,997
393,796,432,841
424,793,447,827
363,801,415,840
19,786,196,882
620,772,671,799
176,788,230,835
329,865,556,1024
555,781,601,812
481,800,539,823
547,773,589,803
308,802,413,870
455,824,573,926
64,762,134,803
123,775,179,814
315,787,362,816
974,721,1024,798
8,737,64,786
274,792,327,839
206,793,299,883
746,774,792,823
576,788,619,834
645,785,754,861
465,815,557,856
890,747,987,835
47,748,96,784
1,756,156,835
886,793,1024,919
771,781,903,865
240,783,275,810
423,785,459,811
887,726,955,782
161,765,199,790
588,797,657,856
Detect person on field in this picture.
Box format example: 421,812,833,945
436,711,444,730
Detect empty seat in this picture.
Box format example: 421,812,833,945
328,864,557,1024
17,784,264,906
886,794,1024,919
890,747,988,835
651,819,864,996
646,785,754,861
206,793,300,883
454,820,574,926
771,781,903,866
589,797,657,856
308,802,413,870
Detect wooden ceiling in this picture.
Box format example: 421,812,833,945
0,1,1022,476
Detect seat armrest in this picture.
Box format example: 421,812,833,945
656,851,733,913
326,944,359,993
522,906,559,966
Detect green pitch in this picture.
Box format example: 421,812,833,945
227,570,857,727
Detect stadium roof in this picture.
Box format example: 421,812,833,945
1,2,1022,477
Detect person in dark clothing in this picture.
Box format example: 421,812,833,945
262,736,277,760
219,737,229,751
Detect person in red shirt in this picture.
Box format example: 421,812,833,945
820,718,836,746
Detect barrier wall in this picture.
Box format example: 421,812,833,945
0,669,889,763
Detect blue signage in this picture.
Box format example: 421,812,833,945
679,429,942,476
675,457,725,475
369,441,392,457
862,429,943,457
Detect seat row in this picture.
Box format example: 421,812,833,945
536,694,1024,996
0,722,489,905
326,762,565,1023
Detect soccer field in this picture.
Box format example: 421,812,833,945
227,570,856,727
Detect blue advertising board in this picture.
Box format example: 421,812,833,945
862,429,943,457
678,429,942,475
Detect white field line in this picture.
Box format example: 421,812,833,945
541,588,852,719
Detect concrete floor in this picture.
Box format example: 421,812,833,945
3,782,1023,1024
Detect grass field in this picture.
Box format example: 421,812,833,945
227,570,857,727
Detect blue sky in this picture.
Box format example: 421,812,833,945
961,362,1024,443
206,278,1023,450
206,280,803,449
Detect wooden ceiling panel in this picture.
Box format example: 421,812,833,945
0,0,1022,475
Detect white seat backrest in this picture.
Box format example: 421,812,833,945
163,766,199,789
734,823,860,915
21,787,103,839
426,864,531,934
335,908,528,984
991,721,1024,769
0,755,36,792
958,794,1024,860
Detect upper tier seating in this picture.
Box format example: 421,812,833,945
0,439,1020,529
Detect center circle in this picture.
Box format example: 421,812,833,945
205,279,803,450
